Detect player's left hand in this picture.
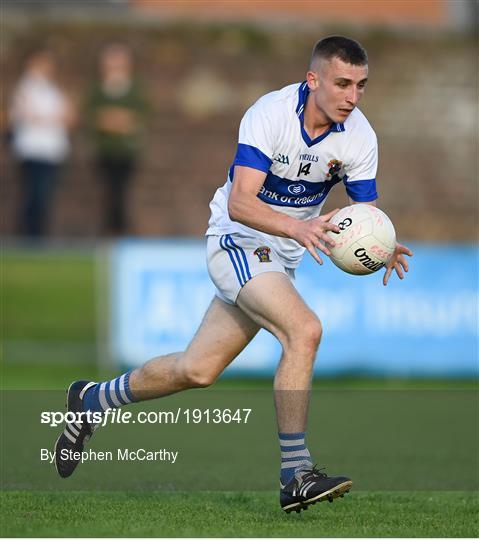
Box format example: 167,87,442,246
383,243,413,286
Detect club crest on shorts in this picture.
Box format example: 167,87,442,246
254,246,271,263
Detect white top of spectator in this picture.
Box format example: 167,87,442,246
10,74,70,163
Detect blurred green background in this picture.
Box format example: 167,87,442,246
2,248,99,388
2,247,478,389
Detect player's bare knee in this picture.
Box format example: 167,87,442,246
182,364,217,388
284,316,322,356
305,317,323,347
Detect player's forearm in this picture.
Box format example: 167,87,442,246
228,194,299,239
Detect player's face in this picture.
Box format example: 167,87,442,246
307,57,368,124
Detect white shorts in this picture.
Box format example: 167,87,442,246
206,233,295,305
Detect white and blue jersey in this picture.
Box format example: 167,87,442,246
206,81,378,268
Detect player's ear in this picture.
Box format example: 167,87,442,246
306,70,319,90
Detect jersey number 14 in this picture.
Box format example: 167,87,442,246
297,162,311,176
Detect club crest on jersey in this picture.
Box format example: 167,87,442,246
254,246,271,263
326,159,343,181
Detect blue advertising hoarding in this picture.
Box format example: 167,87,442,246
110,240,478,377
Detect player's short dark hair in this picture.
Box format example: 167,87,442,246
310,36,368,68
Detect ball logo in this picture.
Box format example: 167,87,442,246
332,217,352,235
338,218,352,230
354,248,385,272
287,184,306,195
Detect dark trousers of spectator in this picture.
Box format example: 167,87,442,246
97,157,135,235
19,159,59,237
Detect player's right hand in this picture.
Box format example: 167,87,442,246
291,209,341,264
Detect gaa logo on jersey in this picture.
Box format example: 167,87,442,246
254,246,272,263
287,183,306,195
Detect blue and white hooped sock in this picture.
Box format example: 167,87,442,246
279,432,313,486
83,371,135,414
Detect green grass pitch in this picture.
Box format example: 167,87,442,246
1,491,478,537
1,249,478,537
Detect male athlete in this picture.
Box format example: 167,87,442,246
55,36,412,513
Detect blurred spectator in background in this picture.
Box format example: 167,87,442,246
86,42,148,236
9,48,76,237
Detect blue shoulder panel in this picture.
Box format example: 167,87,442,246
344,178,378,202
233,143,272,174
